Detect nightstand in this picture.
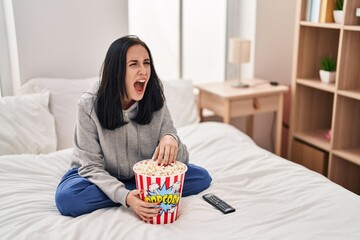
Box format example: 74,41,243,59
195,79,289,155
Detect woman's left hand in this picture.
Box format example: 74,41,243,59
153,135,178,166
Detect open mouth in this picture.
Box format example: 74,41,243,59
134,79,146,93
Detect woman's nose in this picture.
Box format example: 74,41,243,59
138,64,146,74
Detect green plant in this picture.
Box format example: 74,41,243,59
321,56,336,71
335,0,344,10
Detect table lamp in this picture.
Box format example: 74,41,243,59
228,38,251,88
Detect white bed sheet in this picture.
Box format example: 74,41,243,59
0,122,359,240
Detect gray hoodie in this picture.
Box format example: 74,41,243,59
71,83,189,207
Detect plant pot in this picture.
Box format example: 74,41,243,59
333,10,344,23
319,70,336,84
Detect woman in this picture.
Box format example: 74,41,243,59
55,35,212,221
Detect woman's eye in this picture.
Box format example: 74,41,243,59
144,61,150,65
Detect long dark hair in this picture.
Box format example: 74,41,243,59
96,35,164,130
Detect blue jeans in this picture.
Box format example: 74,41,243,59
55,164,212,217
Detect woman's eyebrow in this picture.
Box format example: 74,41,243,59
127,58,150,63
127,59,138,64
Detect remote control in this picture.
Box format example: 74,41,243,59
202,193,235,214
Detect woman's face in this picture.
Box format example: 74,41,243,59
123,44,151,109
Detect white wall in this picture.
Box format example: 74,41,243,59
0,0,12,96
254,0,296,85
183,0,226,83
237,0,257,80
253,0,296,153
9,0,128,92
225,0,256,144
128,0,180,80
226,0,296,154
128,0,226,84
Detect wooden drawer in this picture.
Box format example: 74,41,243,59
230,95,280,117
199,91,226,117
291,140,328,176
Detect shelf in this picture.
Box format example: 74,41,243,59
344,25,360,31
338,31,360,91
344,0,360,27
329,156,360,195
297,27,340,80
333,96,360,154
297,78,336,93
291,0,360,195
291,140,328,176
295,85,333,136
294,130,331,151
300,21,341,29
333,149,360,166
338,89,360,101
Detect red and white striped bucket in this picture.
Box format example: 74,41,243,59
133,160,187,224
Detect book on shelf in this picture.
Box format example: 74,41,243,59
320,0,335,23
306,0,313,21
310,0,321,23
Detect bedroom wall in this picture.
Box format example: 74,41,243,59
253,0,296,156
221,0,256,138
128,0,227,83
128,0,180,80
236,0,256,80
9,0,128,92
199,0,296,156
219,0,296,156
0,0,12,96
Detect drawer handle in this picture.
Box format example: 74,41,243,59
253,98,260,110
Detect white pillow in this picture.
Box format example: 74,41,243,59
0,92,57,155
19,77,98,150
162,79,199,128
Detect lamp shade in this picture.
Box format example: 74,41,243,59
228,38,251,64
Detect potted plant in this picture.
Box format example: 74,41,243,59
333,0,344,23
319,56,336,84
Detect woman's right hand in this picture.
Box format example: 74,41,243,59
125,189,160,222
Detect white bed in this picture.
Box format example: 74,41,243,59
0,78,359,240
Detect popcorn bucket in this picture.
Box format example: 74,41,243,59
133,160,188,224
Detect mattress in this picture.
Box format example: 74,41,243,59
1,122,359,240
